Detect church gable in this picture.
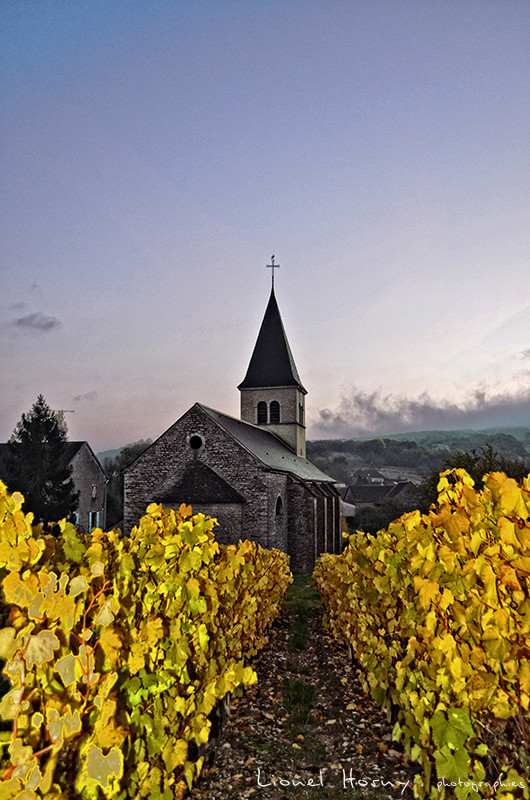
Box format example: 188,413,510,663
123,403,269,536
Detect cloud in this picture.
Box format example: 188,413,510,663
12,311,62,334
72,391,98,403
313,384,530,438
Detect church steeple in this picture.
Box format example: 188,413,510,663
238,261,307,456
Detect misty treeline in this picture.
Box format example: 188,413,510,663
308,430,530,535
307,429,530,482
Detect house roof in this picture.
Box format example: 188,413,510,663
344,480,414,505
237,287,306,392
64,441,86,461
0,441,106,480
154,461,246,504
343,484,394,504
198,404,335,484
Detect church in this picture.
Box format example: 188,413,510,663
123,261,341,573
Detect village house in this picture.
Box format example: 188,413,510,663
0,440,107,533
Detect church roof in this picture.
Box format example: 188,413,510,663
153,461,246,505
198,404,335,483
237,288,306,392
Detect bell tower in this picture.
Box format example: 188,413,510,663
238,257,307,457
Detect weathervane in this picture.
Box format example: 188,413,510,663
266,255,280,288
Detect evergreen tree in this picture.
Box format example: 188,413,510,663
5,395,79,526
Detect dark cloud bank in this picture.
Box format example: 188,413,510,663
12,311,62,334
314,385,530,438
72,391,98,403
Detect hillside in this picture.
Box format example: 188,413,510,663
306,427,530,485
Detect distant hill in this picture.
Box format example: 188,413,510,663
379,427,530,451
97,448,121,463
306,427,530,485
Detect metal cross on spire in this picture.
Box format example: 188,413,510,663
266,255,280,288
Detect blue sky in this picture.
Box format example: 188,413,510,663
2,0,530,451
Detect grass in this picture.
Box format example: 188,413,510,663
281,676,316,725
284,574,321,652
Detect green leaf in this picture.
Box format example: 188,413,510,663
62,527,86,563
434,743,472,783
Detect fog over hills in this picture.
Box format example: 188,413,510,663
312,386,530,440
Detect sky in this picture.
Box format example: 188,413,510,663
1,0,530,452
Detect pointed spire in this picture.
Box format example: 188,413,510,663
238,286,306,392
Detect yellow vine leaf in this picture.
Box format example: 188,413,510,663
99,625,122,667
77,744,123,796
55,654,76,687
24,630,60,668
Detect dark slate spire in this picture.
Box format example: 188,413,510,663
238,287,306,392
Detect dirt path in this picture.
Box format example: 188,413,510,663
192,577,418,800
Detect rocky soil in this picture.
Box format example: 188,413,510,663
191,577,418,800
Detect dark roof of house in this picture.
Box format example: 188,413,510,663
198,404,336,484
344,484,392,504
384,481,414,499
238,288,306,392
344,480,414,505
154,461,246,504
0,441,105,480
64,441,86,461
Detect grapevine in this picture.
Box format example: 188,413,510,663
314,470,530,800
0,481,292,798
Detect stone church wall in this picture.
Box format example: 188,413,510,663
124,404,270,544
265,472,289,552
123,402,340,572
286,477,313,574
181,503,244,546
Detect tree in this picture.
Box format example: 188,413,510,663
104,439,152,527
352,499,411,536
5,395,79,527
414,444,529,512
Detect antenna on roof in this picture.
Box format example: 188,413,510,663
266,255,280,289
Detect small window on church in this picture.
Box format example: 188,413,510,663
257,401,268,424
270,401,280,424
189,434,204,451
275,496,283,515
298,401,304,425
